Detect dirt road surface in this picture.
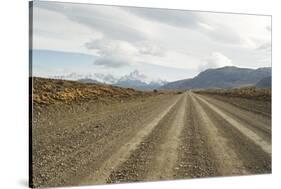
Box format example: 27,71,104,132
31,92,271,187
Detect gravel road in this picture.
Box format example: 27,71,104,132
31,92,271,187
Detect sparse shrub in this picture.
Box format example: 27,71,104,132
33,77,151,105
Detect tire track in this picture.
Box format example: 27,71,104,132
194,96,271,174
33,90,271,187
146,93,187,180
176,93,219,178
190,94,249,175
32,95,180,187
203,94,271,117
107,94,187,183
193,93,271,155
80,94,183,185
197,94,271,141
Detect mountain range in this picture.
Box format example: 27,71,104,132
256,76,271,88
53,66,271,90
160,66,271,90
54,70,168,90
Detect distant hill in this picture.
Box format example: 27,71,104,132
77,78,101,84
55,70,167,90
161,66,271,90
256,76,271,88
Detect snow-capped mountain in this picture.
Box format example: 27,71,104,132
118,70,151,84
115,70,167,90
53,73,85,81
52,73,119,84
52,70,167,90
93,73,118,84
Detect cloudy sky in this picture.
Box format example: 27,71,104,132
32,1,271,82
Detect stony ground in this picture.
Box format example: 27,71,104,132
30,78,271,188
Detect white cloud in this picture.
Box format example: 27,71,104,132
85,39,137,67
32,1,271,80
196,12,271,49
198,52,233,71
85,38,166,68
33,6,101,55
136,41,165,56
123,7,201,29
198,22,214,31
85,39,139,56
93,55,131,68
257,42,271,51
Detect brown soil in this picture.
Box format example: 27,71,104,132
30,81,272,188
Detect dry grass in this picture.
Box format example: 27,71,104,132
194,87,271,101
31,77,158,105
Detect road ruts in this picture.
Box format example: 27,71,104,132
107,93,188,183
32,94,181,187
175,93,219,178
192,93,271,175
78,94,183,185
106,92,271,184
196,94,271,144
32,91,271,187
189,94,250,176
